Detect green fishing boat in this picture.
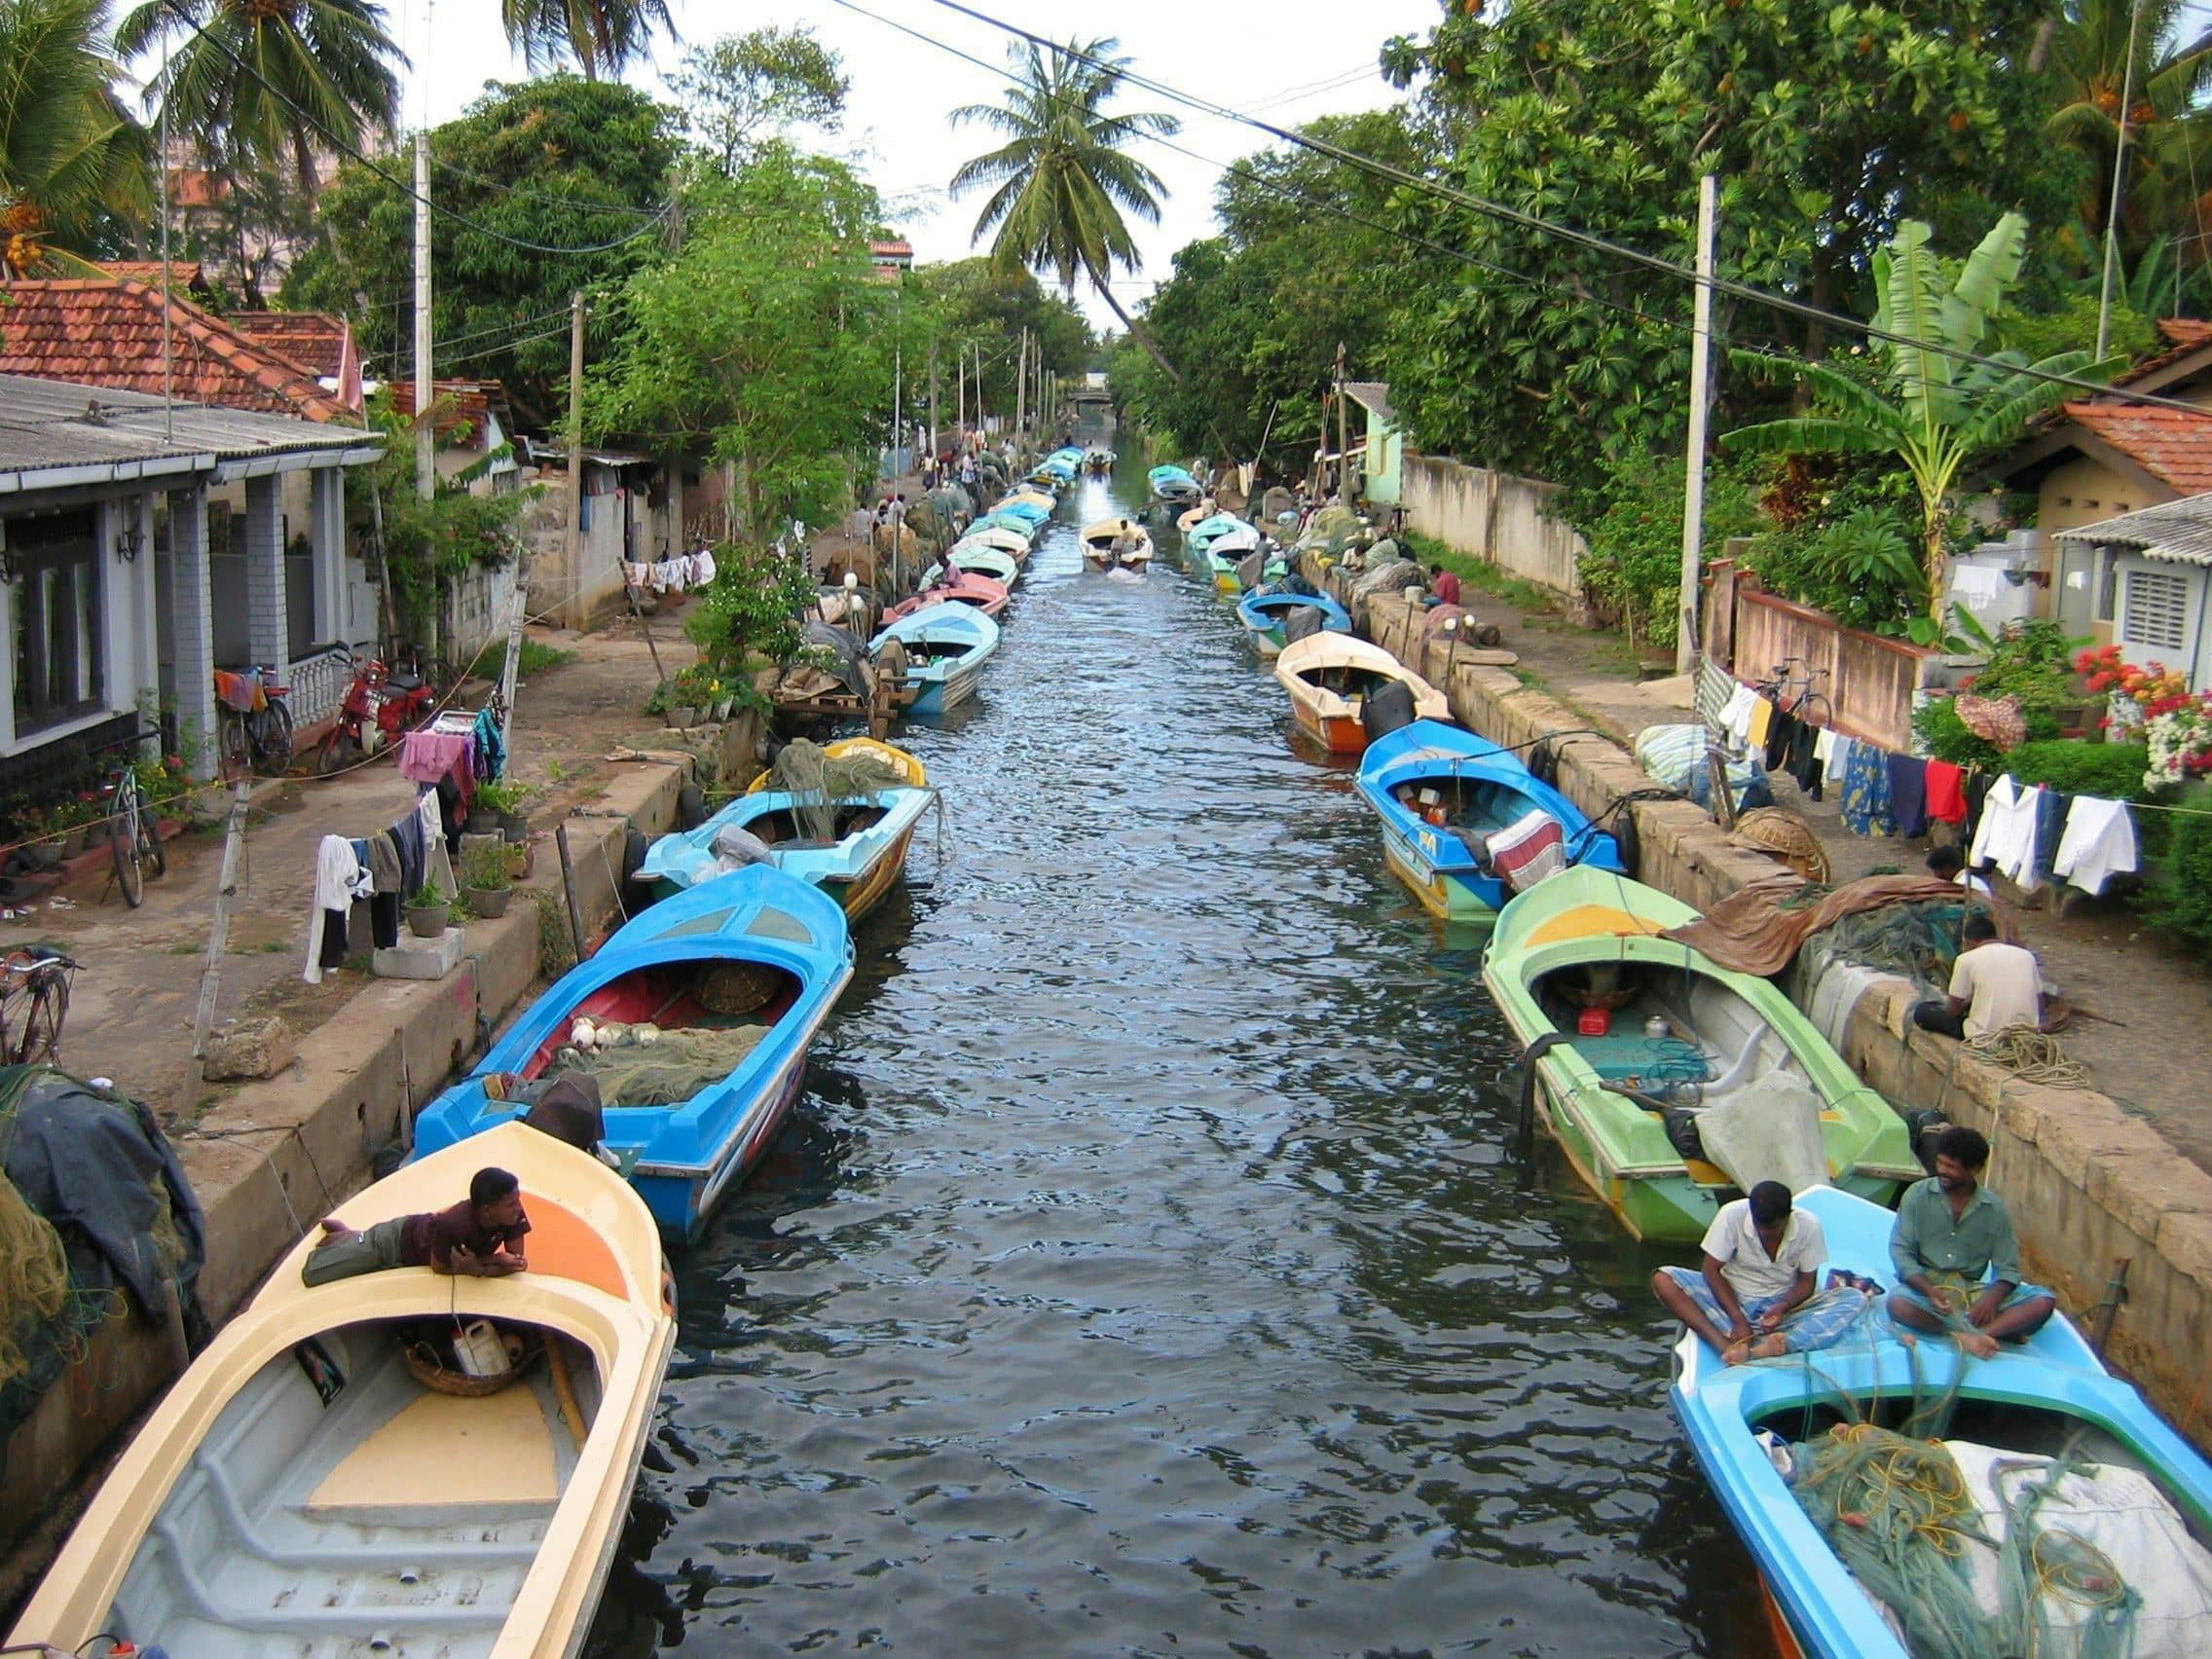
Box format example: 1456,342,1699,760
1480,866,1920,1243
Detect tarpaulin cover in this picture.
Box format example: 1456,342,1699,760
800,620,869,698
1662,874,1969,977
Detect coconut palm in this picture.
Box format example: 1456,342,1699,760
950,36,1182,382
0,0,151,275
499,0,673,81
116,0,403,195
1722,214,2114,623
2046,0,2212,251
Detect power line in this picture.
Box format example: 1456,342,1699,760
917,0,2212,418
427,151,671,218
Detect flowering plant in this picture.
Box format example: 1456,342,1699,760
2078,646,2212,786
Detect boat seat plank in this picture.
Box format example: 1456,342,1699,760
309,1385,556,1513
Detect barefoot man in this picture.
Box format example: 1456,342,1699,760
1887,1126,2054,1360
1651,1181,1852,1364
301,1166,531,1285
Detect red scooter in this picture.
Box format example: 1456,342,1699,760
315,650,437,774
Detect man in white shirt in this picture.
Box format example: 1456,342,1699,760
1651,1182,1848,1364
1912,913,2042,1041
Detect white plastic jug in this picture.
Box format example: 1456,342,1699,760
452,1319,509,1379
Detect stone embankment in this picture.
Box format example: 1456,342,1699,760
1317,561,2212,1446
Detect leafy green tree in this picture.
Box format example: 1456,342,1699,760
280,76,679,424
909,256,1091,422
0,0,150,273
594,146,892,539
1721,213,2114,621
670,26,847,174
498,0,670,82
2044,0,2212,263
1379,0,2079,478
950,35,1181,380
117,0,402,195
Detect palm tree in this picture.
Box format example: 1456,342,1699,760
0,0,151,275
2046,0,2212,256
951,36,1182,383
116,0,403,195
1721,214,2113,623
499,0,673,82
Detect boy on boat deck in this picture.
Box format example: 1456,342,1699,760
1887,1125,2055,1360
301,1166,531,1286
1651,1182,1865,1364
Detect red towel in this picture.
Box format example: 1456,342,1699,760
1925,760,1969,825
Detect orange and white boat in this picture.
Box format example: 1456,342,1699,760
1273,632,1449,755
11,1119,676,1659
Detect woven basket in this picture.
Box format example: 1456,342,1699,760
401,1335,535,1397
1730,807,1831,883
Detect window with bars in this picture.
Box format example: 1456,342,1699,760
2120,567,2193,654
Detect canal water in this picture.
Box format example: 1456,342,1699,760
589,470,1768,1655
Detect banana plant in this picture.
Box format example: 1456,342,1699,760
1722,212,2120,620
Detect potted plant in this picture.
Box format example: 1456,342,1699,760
460,841,511,919
475,779,531,842
406,882,452,940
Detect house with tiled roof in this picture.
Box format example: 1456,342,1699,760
96,260,213,297
228,312,364,412
387,379,519,492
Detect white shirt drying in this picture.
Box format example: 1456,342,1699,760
2053,795,2139,897
304,834,372,983
1968,776,2043,890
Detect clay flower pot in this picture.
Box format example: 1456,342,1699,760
407,903,448,940
466,885,510,920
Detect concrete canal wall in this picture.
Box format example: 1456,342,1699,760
0,758,694,1592
1318,567,2212,1444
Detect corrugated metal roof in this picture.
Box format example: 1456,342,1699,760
1343,380,1395,424
0,376,377,495
2053,492,2212,566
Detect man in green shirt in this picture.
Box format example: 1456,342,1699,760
1887,1125,2055,1360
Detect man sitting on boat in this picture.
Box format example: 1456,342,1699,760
1651,1182,1865,1364
1887,1125,2054,1360
302,1166,532,1285
1109,520,1142,564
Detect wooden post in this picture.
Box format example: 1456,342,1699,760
1677,172,1717,675
555,823,587,962
1015,328,1027,437
564,290,586,630
929,341,940,475
191,783,253,1058
1335,343,1348,502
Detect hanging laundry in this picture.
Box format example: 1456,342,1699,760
1720,682,1758,745
1838,740,1897,837
397,729,474,792
691,546,717,587
305,835,372,983
1886,754,1930,839
1924,761,1969,827
472,704,505,784
1747,696,1775,753
417,790,458,895
1786,719,1823,801
2053,796,2141,896
1763,706,1797,773
2031,787,2071,891
1969,776,2041,889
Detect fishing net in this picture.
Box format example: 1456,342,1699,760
562,1024,771,1108
1799,895,1973,1000
765,740,907,843
1296,506,1365,557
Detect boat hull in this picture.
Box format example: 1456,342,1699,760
1289,699,1367,755
910,662,983,717
1379,824,1500,921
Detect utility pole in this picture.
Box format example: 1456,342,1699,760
1015,328,1028,438
413,129,433,502
1334,342,1348,501
2096,0,2147,360
956,345,966,440
893,339,903,476
1677,172,1718,675
561,290,586,640
929,341,940,473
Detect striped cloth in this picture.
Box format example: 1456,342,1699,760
1659,1268,1873,1354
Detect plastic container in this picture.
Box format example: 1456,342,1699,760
1576,1006,1611,1037
452,1319,510,1379
1643,1015,1670,1040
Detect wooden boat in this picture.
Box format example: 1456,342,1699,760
1176,504,1211,535
1149,464,1200,508
415,867,853,1237
1199,525,1284,595
951,524,1031,561
1479,866,1919,1242
634,737,932,921
1273,633,1449,755
883,568,1010,623
1084,447,1114,475
870,600,1000,717
1184,512,1251,558
10,1119,676,1658
1356,719,1627,919
946,545,1020,587
1235,587,1349,656
1001,488,1058,513
980,500,1051,540
1081,517,1154,571
1673,1184,2212,1659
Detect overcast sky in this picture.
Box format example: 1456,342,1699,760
381,0,1439,327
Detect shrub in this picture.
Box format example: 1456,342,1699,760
1557,448,1762,652
2141,802,2212,949
2001,740,2155,801
682,541,820,675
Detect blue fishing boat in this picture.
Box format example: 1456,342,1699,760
410,866,854,1238
1235,587,1350,656
870,600,1000,717
1148,464,1200,507
1673,1184,2212,1658
1356,719,1625,919
634,738,933,920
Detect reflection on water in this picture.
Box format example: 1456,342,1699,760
588,469,1773,1655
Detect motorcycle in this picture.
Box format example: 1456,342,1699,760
315,650,437,775
213,666,295,778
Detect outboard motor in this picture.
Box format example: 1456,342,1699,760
1361,677,1419,741
1282,602,1326,645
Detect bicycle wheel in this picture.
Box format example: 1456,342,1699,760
1798,691,1835,731
17,970,68,1064
255,700,295,776
218,711,249,778
138,787,166,879
111,798,144,906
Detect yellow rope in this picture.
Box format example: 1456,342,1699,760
1965,1025,2090,1089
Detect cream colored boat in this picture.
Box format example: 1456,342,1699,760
1273,633,1450,755
1080,516,1154,570
11,1120,676,1659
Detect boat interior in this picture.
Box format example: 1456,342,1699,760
742,800,889,850
899,638,979,667
1530,958,1814,1114
107,1317,604,1658
1295,662,1403,701
1391,776,1545,844
522,960,800,1082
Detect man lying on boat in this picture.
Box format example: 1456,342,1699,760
301,1165,531,1284
1887,1125,2055,1360
1651,1182,1871,1364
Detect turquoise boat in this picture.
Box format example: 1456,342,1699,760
1184,512,1250,558
1235,587,1349,656
870,600,999,717
946,545,1019,587
1148,464,1200,508
1673,1184,2212,1658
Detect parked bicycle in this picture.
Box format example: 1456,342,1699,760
214,665,295,778
1751,655,1834,727
104,747,167,908
0,945,78,1065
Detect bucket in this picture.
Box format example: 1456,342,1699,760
452,1319,510,1379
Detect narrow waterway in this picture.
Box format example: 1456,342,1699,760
589,467,1767,1655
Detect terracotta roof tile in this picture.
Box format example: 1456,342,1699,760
97,260,208,292
2059,399,2212,494
0,279,353,423
229,312,348,377
387,379,511,443
2157,317,2212,349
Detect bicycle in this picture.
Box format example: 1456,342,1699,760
214,665,296,778
0,946,78,1065
104,750,167,908
1751,655,1834,728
